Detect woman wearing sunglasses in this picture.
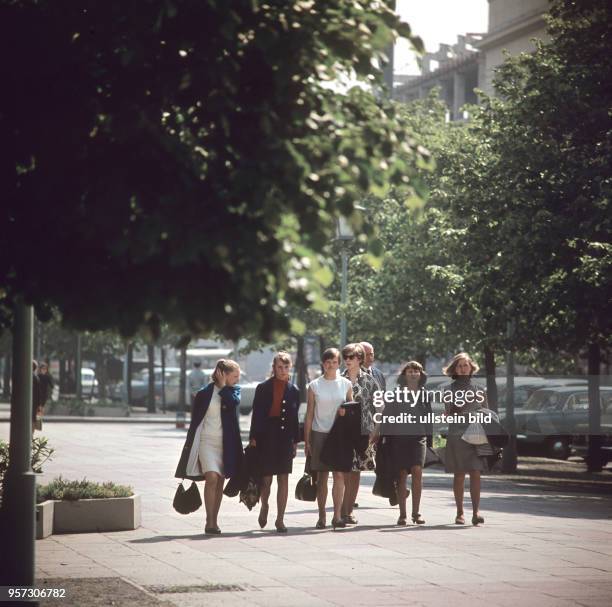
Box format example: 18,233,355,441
340,342,378,525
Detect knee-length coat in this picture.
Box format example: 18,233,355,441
175,383,243,481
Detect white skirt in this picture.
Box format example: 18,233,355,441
199,434,224,476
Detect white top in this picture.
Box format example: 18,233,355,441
308,375,352,433
201,386,223,439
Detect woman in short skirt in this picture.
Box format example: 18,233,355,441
443,352,488,526
383,361,431,525
249,351,300,533
304,348,353,529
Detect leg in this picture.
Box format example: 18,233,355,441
258,475,272,527
213,473,224,525
410,465,423,516
342,471,360,518
204,472,221,528
453,473,465,522
469,470,481,515
276,474,289,525
332,472,345,523
397,470,409,521
316,471,329,524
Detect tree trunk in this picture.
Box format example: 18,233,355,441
295,336,308,403
147,342,156,413
2,345,11,400
95,354,108,400
484,345,498,412
179,346,187,412
586,342,602,472
126,343,133,405
161,347,166,413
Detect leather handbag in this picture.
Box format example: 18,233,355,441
295,457,317,502
173,480,202,514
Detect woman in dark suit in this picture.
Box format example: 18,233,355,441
249,351,299,533
175,359,243,535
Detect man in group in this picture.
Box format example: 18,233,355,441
361,342,386,391
188,361,206,403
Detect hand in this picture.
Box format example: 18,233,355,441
249,439,256,447
337,407,346,417
305,441,312,456
369,431,380,445
214,369,226,388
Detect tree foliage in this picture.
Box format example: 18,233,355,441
0,0,425,340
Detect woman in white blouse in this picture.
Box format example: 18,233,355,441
304,348,353,530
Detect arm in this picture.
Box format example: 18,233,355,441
304,386,316,456
291,386,300,446
219,384,241,409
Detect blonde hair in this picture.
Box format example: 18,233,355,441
269,351,292,378
443,352,479,378
212,358,240,385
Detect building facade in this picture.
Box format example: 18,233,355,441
394,0,550,118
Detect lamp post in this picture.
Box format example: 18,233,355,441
502,305,517,473
336,215,355,348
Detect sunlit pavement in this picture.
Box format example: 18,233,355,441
3,421,611,607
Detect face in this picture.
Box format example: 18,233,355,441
403,367,421,386
274,360,292,381
455,358,472,376
225,368,241,386
40,365,48,374
343,352,361,372
322,356,340,375
362,344,374,367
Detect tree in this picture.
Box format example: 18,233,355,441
1,0,426,341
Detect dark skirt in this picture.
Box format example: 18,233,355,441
258,418,294,476
388,435,427,471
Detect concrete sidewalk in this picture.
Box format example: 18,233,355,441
1,422,611,606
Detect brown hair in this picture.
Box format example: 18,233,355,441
269,351,292,378
212,358,240,385
397,361,427,388
443,352,479,378
342,343,365,363
321,348,340,363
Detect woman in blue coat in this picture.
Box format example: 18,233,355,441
249,351,300,532
175,359,243,534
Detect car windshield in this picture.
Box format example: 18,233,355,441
525,390,565,411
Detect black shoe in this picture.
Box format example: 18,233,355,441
315,519,326,530
472,514,485,526
275,521,288,533
332,518,346,530
412,513,426,525
204,526,221,535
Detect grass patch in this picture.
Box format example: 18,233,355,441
37,476,133,502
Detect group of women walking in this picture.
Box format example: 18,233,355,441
176,347,488,534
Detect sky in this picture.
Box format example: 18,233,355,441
394,0,489,74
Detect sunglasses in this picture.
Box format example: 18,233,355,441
343,354,357,360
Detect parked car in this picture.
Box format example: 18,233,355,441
502,386,612,459
81,368,99,397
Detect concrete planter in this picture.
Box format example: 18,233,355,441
36,500,54,539
53,494,140,534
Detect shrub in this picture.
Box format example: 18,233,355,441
0,437,55,504
37,477,133,502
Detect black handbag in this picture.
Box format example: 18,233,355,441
173,480,202,514
295,456,317,502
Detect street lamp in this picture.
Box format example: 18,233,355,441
335,215,355,349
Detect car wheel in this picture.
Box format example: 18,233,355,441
547,437,570,460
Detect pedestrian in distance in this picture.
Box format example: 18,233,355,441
340,343,378,525
188,361,207,403
249,351,300,533
32,360,42,432
382,361,431,525
37,361,54,408
304,348,353,530
443,352,487,526
361,341,386,391
175,359,243,535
